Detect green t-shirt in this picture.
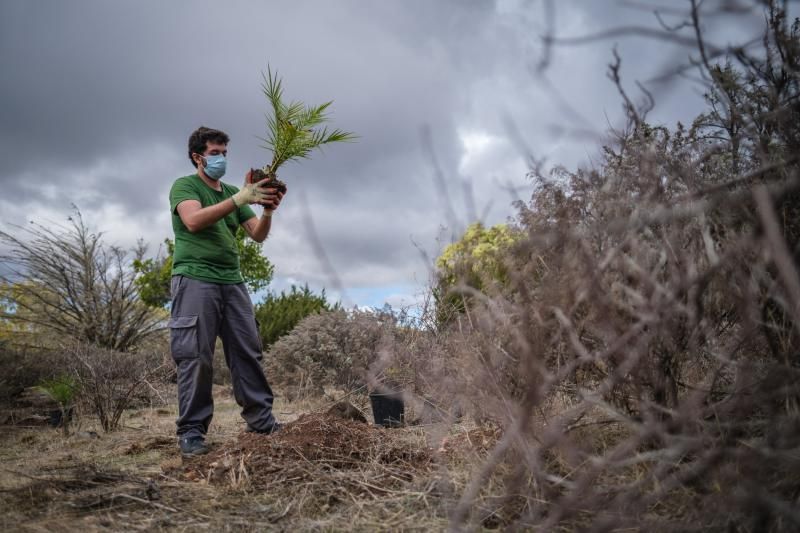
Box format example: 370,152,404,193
169,174,257,284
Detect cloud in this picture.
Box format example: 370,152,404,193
0,0,768,306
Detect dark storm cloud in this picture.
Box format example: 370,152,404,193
1,1,494,221
0,0,486,181
0,0,772,303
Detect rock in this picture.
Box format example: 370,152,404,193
326,401,367,423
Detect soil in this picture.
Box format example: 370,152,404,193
250,168,287,194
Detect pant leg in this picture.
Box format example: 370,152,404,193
219,282,277,431
169,275,223,438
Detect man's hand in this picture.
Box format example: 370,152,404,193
260,186,286,215
232,170,270,207
249,171,286,215
240,172,286,241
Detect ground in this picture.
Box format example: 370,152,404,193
0,385,499,532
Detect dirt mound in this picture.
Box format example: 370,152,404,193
241,412,380,465
179,412,430,491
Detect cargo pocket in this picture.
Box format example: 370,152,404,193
169,315,198,361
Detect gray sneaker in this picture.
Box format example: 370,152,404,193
179,436,209,457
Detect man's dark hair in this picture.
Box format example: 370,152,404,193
188,126,230,167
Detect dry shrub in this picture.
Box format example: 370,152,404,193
266,308,398,398
378,3,800,530
65,341,168,432
0,210,165,352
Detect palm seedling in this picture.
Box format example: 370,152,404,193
252,67,356,194
37,374,78,436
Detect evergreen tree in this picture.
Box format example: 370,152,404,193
255,284,337,349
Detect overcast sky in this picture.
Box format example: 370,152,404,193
0,0,773,309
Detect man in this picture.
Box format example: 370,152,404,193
169,126,285,456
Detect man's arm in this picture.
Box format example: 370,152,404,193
242,212,272,243
176,172,270,233
176,198,237,233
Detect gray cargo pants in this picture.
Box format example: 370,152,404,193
169,275,277,438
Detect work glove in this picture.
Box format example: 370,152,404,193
231,180,269,207
260,188,285,214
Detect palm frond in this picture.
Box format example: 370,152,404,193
259,65,357,175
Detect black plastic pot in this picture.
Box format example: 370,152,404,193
369,391,404,427
49,406,74,428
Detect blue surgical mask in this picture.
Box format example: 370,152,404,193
201,154,227,180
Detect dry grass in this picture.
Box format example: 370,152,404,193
2,371,791,531
0,386,499,531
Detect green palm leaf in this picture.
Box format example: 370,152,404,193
259,66,357,176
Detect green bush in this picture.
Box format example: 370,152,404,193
255,285,336,349
434,222,521,328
